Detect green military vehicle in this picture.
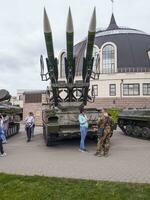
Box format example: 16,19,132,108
40,8,99,146
118,108,150,139
0,89,22,138
42,102,99,146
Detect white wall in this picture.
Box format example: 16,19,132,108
90,72,150,98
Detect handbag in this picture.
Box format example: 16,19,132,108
97,128,104,136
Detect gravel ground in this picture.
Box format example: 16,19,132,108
0,125,150,183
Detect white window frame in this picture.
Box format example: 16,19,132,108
58,50,67,78
123,84,140,96
143,83,150,95
100,42,117,74
109,84,116,96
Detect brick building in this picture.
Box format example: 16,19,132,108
23,90,47,126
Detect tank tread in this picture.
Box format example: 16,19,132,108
46,134,57,146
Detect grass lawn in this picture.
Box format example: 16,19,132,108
0,173,150,200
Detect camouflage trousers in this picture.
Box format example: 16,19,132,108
96,127,111,156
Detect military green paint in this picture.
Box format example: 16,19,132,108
85,32,95,62
44,32,54,62
82,32,95,82
66,32,74,66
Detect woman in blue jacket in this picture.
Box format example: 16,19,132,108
78,108,88,152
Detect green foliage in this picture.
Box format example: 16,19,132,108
107,108,122,123
0,173,150,200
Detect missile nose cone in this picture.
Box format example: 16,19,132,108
89,7,96,32
66,7,74,33
43,7,52,33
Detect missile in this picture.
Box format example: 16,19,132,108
65,7,75,84
82,8,96,105
43,7,58,107
43,8,54,61
66,7,74,64
86,7,96,62
82,7,96,81
43,8,58,82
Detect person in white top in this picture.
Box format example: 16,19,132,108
25,112,35,142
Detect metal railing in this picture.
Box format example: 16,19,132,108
117,67,150,73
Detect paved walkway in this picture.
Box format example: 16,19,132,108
0,125,150,183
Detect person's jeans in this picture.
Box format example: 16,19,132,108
31,125,35,137
80,126,88,150
26,127,32,141
1,131,7,143
0,139,4,154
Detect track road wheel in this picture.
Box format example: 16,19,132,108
125,125,133,136
142,127,150,139
118,120,124,128
132,126,142,137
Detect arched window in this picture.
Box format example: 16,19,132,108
147,49,150,60
101,43,117,74
59,51,66,78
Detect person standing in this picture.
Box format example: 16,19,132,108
0,115,7,144
0,116,6,156
78,108,88,152
25,112,35,142
97,110,105,137
30,112,35,137
3,114,9,143
94,110,113,157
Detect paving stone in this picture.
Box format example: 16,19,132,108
0,125,150,183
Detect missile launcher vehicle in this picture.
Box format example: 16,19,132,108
40,8,99,146
0,89,22,138
118,109,150,139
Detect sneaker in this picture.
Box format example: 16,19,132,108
78,148,85,152
97,154,103,157
94,153,103,157
94,152,101,156
83,149,88,152
2,140,7,144
104,153,109,157
0,152,7,157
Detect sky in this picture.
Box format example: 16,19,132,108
0,0,150,96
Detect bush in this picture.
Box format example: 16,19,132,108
107,108,122,123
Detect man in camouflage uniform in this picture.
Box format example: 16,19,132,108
94,110,114,157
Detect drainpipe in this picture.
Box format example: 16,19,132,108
120,79,123,99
